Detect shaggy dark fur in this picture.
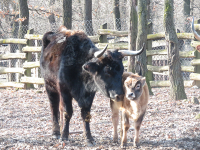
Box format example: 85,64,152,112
40,26,125,145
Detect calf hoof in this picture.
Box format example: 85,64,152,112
113,138,118,143
133,141,139,148
60,137,69,142
52,131,61,139
121,143,127,148
60,134,69,142
86,138,96,147
134,138,140,147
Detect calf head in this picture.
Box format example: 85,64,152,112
124,76,146,101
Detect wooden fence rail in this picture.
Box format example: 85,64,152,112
0,23,200,89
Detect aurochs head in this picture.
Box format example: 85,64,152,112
83,44,145,101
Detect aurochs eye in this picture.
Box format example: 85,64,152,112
135,84,141,90
104,66,112,76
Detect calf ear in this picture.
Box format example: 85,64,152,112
83,62,98,74
140,77,146,87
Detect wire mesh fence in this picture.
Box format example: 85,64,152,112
1,1,200,149
0,0,200,85
149,0,200,82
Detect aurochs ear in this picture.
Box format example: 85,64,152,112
83,62,98,74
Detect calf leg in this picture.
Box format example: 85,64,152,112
133,112,145,147
46,89,60,139
60,91,73,141
121,112,130,147
110,99,121,143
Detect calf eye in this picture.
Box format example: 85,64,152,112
135,84,140,90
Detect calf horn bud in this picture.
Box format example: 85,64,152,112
119,43,145,57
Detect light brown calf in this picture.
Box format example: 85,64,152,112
110,72,149,147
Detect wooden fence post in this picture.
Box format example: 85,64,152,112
194,19,200,87
24,29,34,89
99,23,107,43
16,50,20,83
147,22,153,82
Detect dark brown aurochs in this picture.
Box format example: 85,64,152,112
40,25,145,146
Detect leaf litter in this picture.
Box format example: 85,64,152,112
0,87,200,149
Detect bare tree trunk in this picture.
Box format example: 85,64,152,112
113,0,121,31
63,0,72,29
164,0,187,100
18,0,29,83
48,14,56,30
191,0,194,16
78,0,83,20
48,0,56,31
18,0,29,50
183,0,190,31
83,0,94,35
147,0,150,21
136,0,153,95
183,0,190,49
127,0,137,73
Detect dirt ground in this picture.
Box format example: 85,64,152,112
0,87,200,150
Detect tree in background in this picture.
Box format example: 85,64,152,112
135,0,153,95
18,0,29,43
164,0,187,100
18,0,30,86
83,0,93,35
113,0,121,31
127,0,137,73
183,0,190,31
63,0,72,29
48,0,56,30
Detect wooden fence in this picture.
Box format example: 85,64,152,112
1,22,200,89
96,22,200,88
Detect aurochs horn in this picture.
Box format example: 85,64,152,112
192,17,200,41
119,43,145,57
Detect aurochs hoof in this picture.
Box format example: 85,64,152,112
59,137,69,142
86,138,96,147
52,131,61,139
